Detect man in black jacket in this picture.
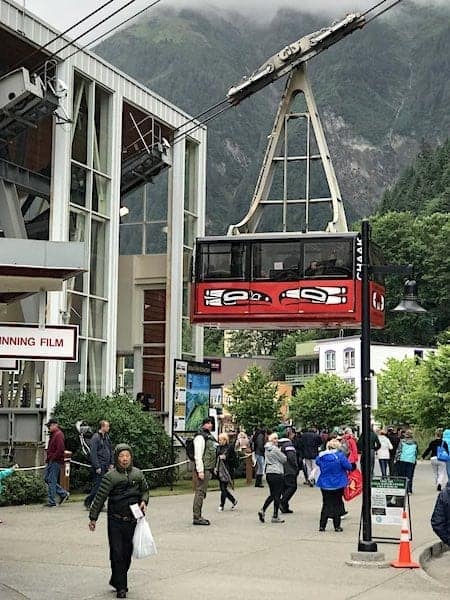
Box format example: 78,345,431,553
431,481,450,545
89,443,148,599
85,420,113,509
357,428,381,478
279,427,299,513
299,427,322,486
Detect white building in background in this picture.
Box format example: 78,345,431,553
291,336,435,427
0,0,206,456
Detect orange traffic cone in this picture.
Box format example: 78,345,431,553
390,509,420,568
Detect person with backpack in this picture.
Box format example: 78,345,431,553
84,420,114,509
394,430,418,494
216,432,239,511
422,428,449,491
278,427,299,514
431,480,450,546
192,417,217,526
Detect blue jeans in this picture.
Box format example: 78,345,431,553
45,462,68,506
85,464,109,505
379,459,390,477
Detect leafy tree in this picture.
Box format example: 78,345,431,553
289,373,357,431
53,392,173,488
370,211,450,346
414,341,450,429
203,328,224,356
270,330,319,380
374,358,421,426
227,330,285,357
228,366,281,432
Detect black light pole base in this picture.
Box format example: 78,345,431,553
358,540,378,553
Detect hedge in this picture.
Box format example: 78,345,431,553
53,392,174,489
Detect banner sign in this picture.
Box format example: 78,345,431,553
371,477,408,526
0,324,78,361
173,360,211,432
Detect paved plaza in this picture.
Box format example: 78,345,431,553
0,462,447,599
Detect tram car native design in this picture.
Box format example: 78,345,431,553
191,233,385,329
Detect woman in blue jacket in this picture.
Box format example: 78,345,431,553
315,438,354,532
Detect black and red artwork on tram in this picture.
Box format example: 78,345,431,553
190,233,385,329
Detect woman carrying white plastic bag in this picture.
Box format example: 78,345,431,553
132,516,157,559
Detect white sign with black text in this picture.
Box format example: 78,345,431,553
0,324,78,361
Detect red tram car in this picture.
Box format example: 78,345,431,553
190,232,385,329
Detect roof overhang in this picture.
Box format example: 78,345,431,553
0,238,87,303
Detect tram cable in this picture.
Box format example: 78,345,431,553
61,0,163,63
8,0,118,71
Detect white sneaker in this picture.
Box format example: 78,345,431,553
218,506,224,512
231,500,238,511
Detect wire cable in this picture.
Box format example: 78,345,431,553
10,0,118,71
365,0,404,25
32,0,146,74
63,0,163,62
361,0,392,17
173,103,233,145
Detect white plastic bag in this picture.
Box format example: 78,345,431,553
132,517,157,559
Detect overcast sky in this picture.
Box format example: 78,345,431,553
24,0,442,39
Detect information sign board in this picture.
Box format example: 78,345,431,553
371,477,408,526
0,324,78,361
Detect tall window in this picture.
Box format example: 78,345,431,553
119,174,168,255
182,140,199,358
325,350,336,371
65,72,112,394
344,347,355,370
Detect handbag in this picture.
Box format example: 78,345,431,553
132,517,157,559
343,468,362,501
437,442,450,462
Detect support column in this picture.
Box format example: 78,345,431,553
45,59,73,419
165,137,186,433
103,91,123,395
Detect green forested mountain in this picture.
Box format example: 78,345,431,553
96,2,450,234
380,139,450,215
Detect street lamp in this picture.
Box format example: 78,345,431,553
358,219,426,555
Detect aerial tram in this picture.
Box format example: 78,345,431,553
190,13,385,330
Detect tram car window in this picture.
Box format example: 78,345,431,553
303,240,352,278
253,240,301,281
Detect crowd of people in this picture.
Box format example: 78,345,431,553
3,417,450,598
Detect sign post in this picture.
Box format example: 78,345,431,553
370,476,411,542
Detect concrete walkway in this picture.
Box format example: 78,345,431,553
0,461,446,599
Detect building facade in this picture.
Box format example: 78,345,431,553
291,336,434,427
0,0,206,449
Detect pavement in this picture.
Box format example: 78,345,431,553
0,461,447,600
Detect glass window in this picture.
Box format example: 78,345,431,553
252,240,301,281
120,224,143,255
72,74,90,165
65,339,84,391
93,85,110,174
182,317,193,354
145,222,167,254
69,211,86,292
87,341,104,394
122,187,145,223
70,164,88,208
184,141,198,213
304,240,353,278
146,175,168,221
90,219,107,297
325,350,336,370
67,293,84,331
344,348,355,370
183,213,196,250
199,242,246,280
89,298,105,339
92,173,109,215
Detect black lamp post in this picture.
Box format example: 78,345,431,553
358,219,426,554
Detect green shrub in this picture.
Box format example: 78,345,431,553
53,392,175,489
0,471,47,506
